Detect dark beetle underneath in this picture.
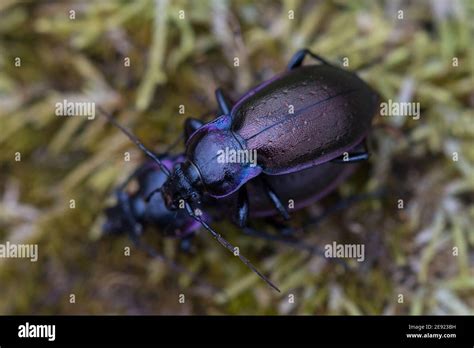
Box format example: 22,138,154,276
103,156,201,240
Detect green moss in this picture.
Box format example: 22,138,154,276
0,0,472,315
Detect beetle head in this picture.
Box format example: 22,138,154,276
161,160,203,210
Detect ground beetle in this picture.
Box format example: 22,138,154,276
100,49,379,291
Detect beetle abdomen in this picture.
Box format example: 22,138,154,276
231,65,378,175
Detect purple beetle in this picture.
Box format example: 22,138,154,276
100,49,379,291
159,50,377,222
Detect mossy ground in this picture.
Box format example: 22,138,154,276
0,0,473,314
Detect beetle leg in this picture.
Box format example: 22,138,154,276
331,140,370,163
330,151,369,163
288,48,332,69
115,190,143,239
184,117,205,140
215,87,233,116
168,107,226,152
162,118,204,153
184,91,233,141
234,186,249,227
260,176,290,220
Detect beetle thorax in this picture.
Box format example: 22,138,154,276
186,124,262,198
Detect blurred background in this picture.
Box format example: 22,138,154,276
0,0,473,314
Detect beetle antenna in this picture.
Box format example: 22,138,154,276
114,189,217,292
98,106,171,177
185,203,281,292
